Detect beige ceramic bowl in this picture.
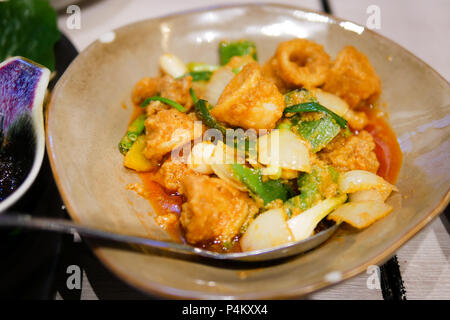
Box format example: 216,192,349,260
46,3,450,299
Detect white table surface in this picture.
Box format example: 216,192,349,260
55,0,450,300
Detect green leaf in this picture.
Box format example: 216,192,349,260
0,0,60,71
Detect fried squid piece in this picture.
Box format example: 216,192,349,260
345,109,369,130
323,46,381,108
156,158,200,195
318,130,380,173
275,38,331,88
180,175,258,244
143,109,202,167
159,75,194,111
225,55,255,71
212,62,285,129
131,75,194,110
261,56,291,93
131,77,160,106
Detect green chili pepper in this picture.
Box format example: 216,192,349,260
193,99,227,135
188,71,213,82
193,99,255,153
284,102,347,129
293,115,342,152
230,164,288,205
219,40,258,65
284,165,340,217
141,96,186,112
276,121,292,130
118,114,146,155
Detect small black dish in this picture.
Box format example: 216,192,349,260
0,34,78,300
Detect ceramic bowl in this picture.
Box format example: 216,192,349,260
46,3,450,298
0,57,49,212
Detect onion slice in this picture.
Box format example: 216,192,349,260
241,208,293,252
204,67,235,106
328,201,393,229
258,129,311,172
210,163,247,191
159,53,188,78
287,194,347,241
339,170,398,200
349,189,384,202
311,88,349,117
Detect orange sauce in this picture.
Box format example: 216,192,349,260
364,109,403,184
138,172,184,242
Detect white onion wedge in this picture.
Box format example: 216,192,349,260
241,209,293,252
287,194,347,241
258,129,311,172
349,189,384,202
159,53,188,78
339,170,398,200
312,89,368,129
328,201,393,229
261,165,282,179
210,163,247,191
311,89,349,117
204,67,235,106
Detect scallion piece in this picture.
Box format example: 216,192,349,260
193,99,227,135
118,114,146,155
141,96,186,112
189,87,198,104
186,62,219,73
188,71,213,82
283,102,347,128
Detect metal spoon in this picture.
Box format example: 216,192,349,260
0,213,339,262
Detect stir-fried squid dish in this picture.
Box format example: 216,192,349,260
119,39,402,253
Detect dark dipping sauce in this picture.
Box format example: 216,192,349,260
0,124,35,202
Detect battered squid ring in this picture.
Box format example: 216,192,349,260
275,39,331,88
